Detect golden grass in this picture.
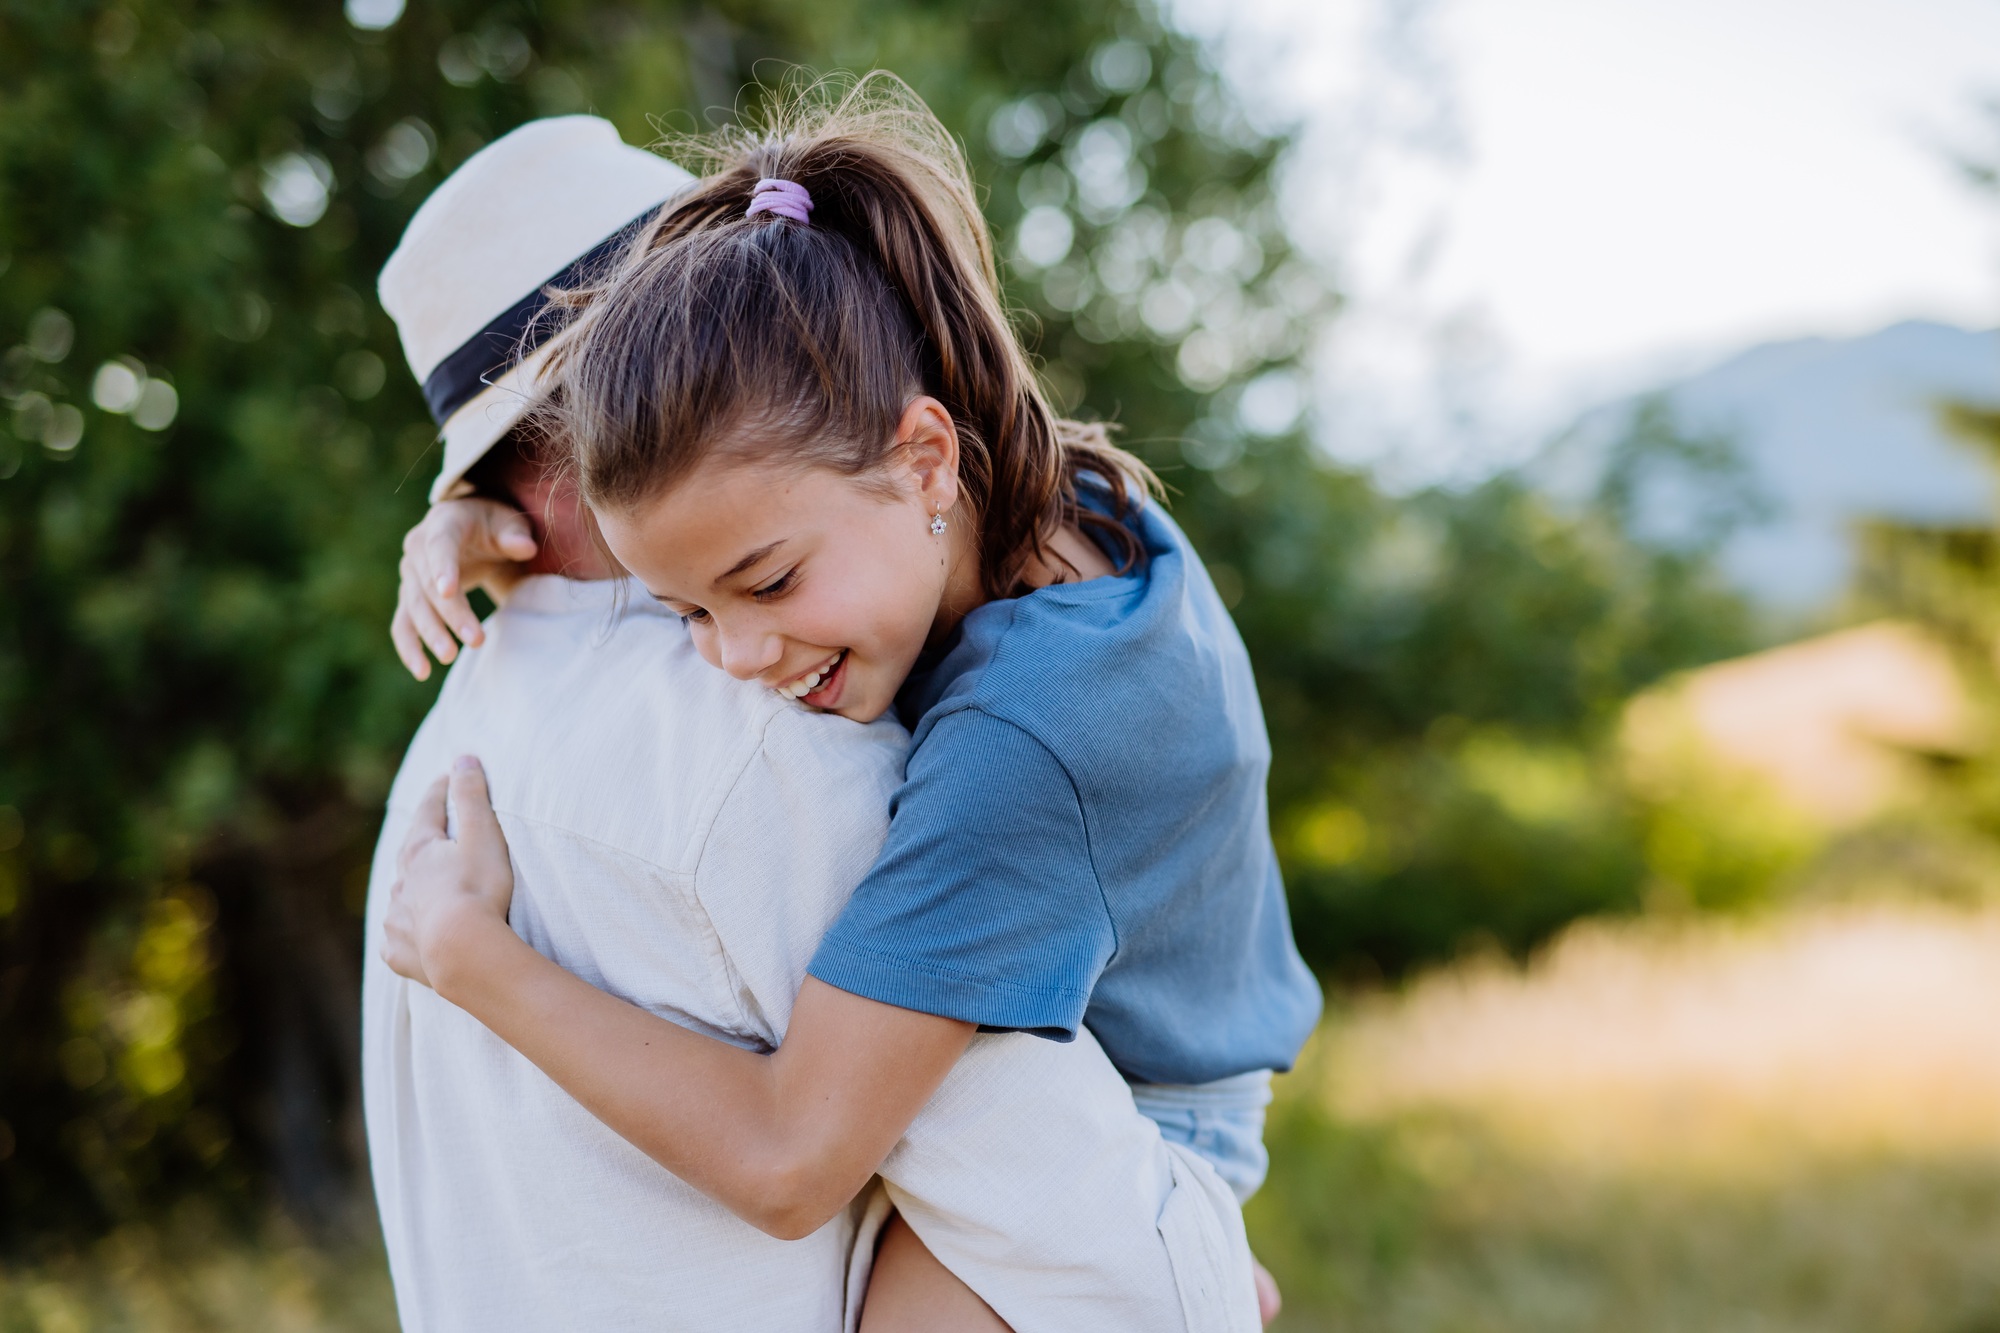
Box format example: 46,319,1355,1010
1251,903,2000,1332
1327,904,2000,1171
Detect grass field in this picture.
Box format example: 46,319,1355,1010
0,1211,395,1333
1251,904,2000,1332
9,904,2000,1332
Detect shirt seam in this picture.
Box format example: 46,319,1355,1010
383,796,694,880
908,706,1122,968
439,806,752,1035
814,933,1096,1005
684,700,810,1040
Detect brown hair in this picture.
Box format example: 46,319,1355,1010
539,72,1157,600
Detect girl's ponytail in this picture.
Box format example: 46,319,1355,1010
548,73,1156,599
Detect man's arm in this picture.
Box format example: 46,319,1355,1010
382,761,974,1240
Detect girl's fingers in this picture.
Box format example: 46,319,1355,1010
445,756,515,917
380,901,431,987
447,756,504,851
402,540,481,656
448,498,536,565
421,512,466,602
399,500,533,658
413,514,486,647
390,603,433,682
488,507,539,562
402,580,462,667
397,776,452,876
419,575,485,650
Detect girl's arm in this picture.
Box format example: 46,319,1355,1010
381,759,975,1241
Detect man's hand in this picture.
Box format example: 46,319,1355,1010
391,498,540,680
382,757,518,994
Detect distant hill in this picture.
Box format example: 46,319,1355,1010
1563,321,2000,611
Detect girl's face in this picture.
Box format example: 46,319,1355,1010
595,398,973,724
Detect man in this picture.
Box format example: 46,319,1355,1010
364,114,1260,1332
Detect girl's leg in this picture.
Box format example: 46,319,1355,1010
859,1212,1012,1333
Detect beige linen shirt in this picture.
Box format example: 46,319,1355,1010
361,575,1258,1333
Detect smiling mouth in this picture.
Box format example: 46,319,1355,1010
776,649,847,700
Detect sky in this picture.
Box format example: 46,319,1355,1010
1168,0,2000,482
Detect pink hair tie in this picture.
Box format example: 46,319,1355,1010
746,178,813,223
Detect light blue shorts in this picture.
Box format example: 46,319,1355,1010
1129,1069,1273,1203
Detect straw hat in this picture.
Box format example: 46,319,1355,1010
379,116,694,502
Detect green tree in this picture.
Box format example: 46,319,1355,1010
0,0,1335,1234
1233,411,1757,978
1838,126,2000,858
0,0,1755,1239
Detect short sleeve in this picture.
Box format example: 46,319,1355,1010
808,709,1116,1040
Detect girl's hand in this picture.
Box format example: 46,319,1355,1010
391,498,540,680
381,757,517,994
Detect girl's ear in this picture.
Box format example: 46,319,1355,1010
894,396,961,513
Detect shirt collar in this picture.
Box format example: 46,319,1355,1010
502,574,652,617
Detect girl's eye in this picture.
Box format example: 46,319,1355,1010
679,607,712,626
752,569,798,600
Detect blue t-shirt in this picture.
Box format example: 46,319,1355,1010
807,493,1323,1085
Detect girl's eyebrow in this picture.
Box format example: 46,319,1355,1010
717,540,783,584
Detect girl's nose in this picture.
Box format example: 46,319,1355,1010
716,624,783,682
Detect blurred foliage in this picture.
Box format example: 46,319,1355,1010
0,0,1754,1237
1223,402,1757,977
1838,118,2000,896
1847,399,2000,874
0,1205,395,1332
1855,404,2000,658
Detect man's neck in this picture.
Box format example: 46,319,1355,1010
507,472,619,582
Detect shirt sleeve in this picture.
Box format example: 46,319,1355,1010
808,708,1116,1040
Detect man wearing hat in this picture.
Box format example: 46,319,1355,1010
364,115,1260,1333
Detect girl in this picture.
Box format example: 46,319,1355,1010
384,75,1319,1328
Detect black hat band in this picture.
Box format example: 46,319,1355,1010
420,205,660,427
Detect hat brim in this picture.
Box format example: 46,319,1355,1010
425,331,571,503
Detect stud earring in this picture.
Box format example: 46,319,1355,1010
930,512,948,536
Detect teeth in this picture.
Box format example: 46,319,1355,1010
779,650,844,700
